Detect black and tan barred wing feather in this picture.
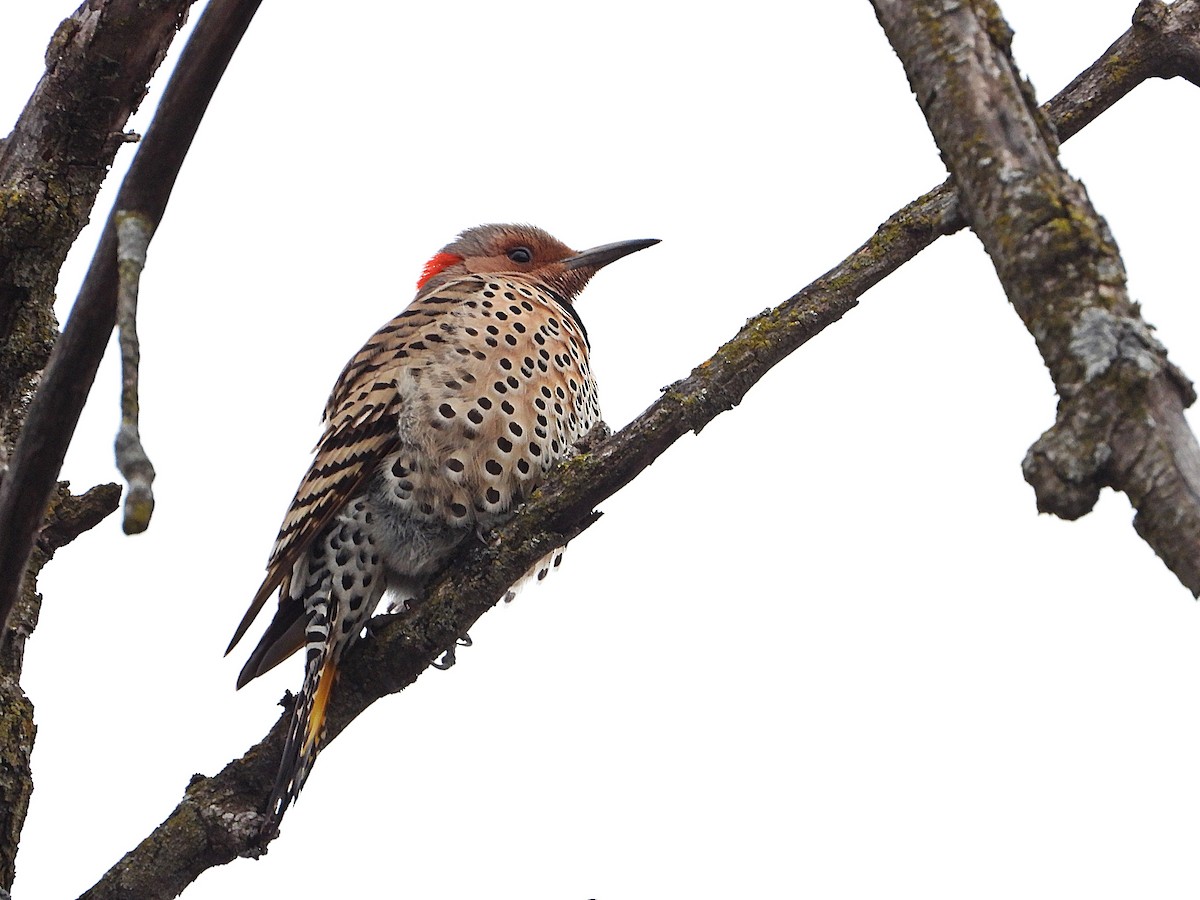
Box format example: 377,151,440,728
225,302,445,677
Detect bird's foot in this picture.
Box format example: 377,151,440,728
383,595,412,615
432,634,473,670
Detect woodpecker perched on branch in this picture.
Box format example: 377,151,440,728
226,224,658,831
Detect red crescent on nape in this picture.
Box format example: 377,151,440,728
417,252,464,290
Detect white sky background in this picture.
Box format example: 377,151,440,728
3,1,1200,897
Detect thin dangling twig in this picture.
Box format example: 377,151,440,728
114,210,156,534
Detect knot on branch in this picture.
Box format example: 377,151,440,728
1131,0,1200,83
196,800,268,859
1023,347,1196,525
38,481,121,552
1133,0,1170,32
1022,403,1112,520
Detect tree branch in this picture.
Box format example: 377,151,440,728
0,480,118,891
871,0,1200,593
79,6,1200,891
0,0,262,632
0,0,194,461
37,482,124,556
0,2,197,889
114,211,157,534
1045,0,1200,139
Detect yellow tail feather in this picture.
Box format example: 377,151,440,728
302,657,337,757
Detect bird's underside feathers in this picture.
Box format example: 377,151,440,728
227,272,600,686
223,223,661,834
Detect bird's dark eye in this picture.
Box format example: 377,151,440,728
507,247,533,264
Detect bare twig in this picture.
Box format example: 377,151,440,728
0,0,263,632
114,211,156,534
79,6,1200,890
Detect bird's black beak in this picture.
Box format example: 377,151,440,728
562,237,660,271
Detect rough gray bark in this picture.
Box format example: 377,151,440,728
0,0,262,636
0,480,118,891
78,4,1200,895
0,1,1193,897
871,0,1200,594
0,2,196,890
0,1,192,458
0,14,261,882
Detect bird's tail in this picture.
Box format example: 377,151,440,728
264,597,338,834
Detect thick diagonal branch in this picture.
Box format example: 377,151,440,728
0,480,118,892
0,0,194,459
79,198,900,900
81,4,1200,896
0,1,195,889
0,0,262,632
871,0,1200,594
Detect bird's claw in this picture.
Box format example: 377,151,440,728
432,633,472,669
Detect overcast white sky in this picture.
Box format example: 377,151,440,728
3,2,1200,897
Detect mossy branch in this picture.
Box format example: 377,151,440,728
76,6,1200,892
871,0,1200,593
0,0,262,634
0,480,118,891
0,1,198,890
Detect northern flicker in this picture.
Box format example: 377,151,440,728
226,224,658,829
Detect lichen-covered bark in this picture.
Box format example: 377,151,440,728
72,2,1200,896
1044,0,1200,138
0,0,193,457
0,482,118,890
0,0,260,639
871,0,1200,594
78,4,1200,882
0,2,194,890
0,673,33,894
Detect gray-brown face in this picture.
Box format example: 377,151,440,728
417,224,579,296
420,224,658,302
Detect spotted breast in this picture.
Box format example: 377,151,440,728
225,223,658,832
